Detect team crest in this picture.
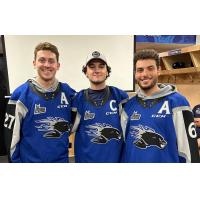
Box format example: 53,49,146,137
84,110,95,120
92,51,101,58
130,111,141,120
86,123,121,144
34,104,46,115
195,108,200,115
130,125,167,149
35,117,71,138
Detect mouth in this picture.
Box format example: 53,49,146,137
42,68,52,72
93,74,102,77
41,68,53,74
140,78,151,84
92,75,104,80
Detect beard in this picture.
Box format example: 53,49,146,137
137,77,158,92
89,76,107,85
90,79,106,85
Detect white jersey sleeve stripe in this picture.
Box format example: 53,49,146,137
10,101,28,157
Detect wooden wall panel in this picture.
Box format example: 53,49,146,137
176,84,200,108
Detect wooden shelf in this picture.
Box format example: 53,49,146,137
159,44,200,84
160,67,200,75
159,44,200,57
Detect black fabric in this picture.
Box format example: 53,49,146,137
0,39,10,157
3,102,15,158
0,74,7,156
84,86,111,107
136,95,164,109
182,110,200,163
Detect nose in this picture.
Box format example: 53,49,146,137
43,61,51,67
93,67,101,72
141,68,148,76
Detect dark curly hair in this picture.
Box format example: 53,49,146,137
134,49,160,68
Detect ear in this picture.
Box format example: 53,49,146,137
57,62,60,70
85,71,89,78
157,66,161,75
33,60,36,69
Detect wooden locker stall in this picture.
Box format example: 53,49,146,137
158,44,200,108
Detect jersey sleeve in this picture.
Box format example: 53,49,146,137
110,87,129,114
116,88,129,104
68,85,77,101
62,82,76,101
71,92,82,133
120,91,129,114
120,99,133,141
61,83,77,131
121,109,129,141
4,98,28,163
4,100,16,162
172,95,200,163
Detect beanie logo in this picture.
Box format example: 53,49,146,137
195,108,200,115
92,51,100,58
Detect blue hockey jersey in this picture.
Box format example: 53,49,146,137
4,80,76,163
121,84,199,163
72,86,129,163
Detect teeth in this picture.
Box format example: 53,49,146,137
42,69,52,72
142,78,150,81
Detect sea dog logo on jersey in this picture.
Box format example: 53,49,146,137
84,110,95,120
34,104,46,115
35,117,71,138
130,125,167,149
86,123,121,144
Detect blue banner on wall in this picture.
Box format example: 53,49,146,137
136,35,196,44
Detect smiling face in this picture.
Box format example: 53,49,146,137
85,59,108,89
33,50,60,84
135,59,161,96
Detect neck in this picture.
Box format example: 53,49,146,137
90,82,106,90
142,85,160,96
36,77,56,89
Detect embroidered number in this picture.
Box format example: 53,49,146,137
188,122,197,138
4,113,15,129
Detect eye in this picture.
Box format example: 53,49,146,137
88,64,95,69
48,59,56,64
38,58,45,63
148,66,155,71
99,64,106,69
136,68,143,73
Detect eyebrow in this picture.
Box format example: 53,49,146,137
38,57,56,60
137,65,155,69
88,63,106,66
